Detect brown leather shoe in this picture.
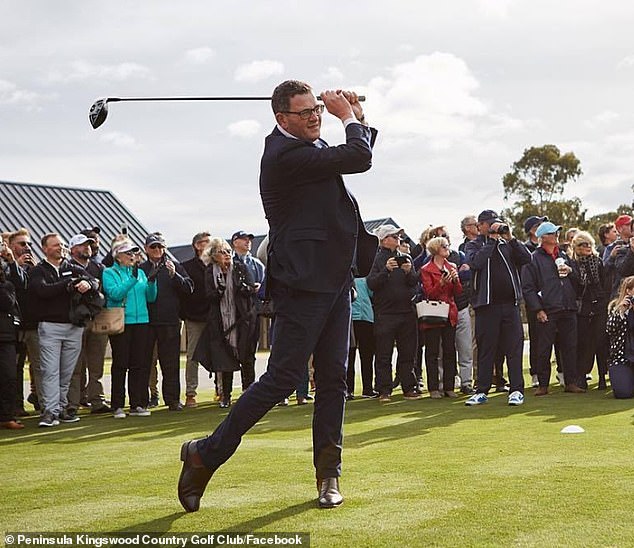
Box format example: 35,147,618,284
317,477,343,508
403,391,423,400
178,439,214,512
185,396,197,408
444,391,458,398
1,420,25,430
535,386,549,396
564,384,586,394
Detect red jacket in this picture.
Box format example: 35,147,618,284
420,259,463,329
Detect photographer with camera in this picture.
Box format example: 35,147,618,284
605,276,634,398
4,230,37,415
522,221,584,395
141,232,193,411
366,224,422,402
464,210,530,406
193,237,257,408
0,240,24,429
66,234,111,415
29,233,99,426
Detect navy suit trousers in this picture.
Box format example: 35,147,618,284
197,280,351,479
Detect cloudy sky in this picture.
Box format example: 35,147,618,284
1,0,633,246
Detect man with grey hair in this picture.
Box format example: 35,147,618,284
180,231,211,408
459,215,478,253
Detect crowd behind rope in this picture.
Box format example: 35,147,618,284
1,209,634,430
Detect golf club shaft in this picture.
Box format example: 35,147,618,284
105,95,365,102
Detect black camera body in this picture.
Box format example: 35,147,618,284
395,256,409,266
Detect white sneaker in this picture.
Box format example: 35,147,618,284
556,372,565,385
531,374,539,388
129,406,151,417
113,408,126,419
508,391,524,406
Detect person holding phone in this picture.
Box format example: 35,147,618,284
366,224,422,402
420,237,462,398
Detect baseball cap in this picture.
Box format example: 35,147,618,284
615,214,632,228
145,233,166,247
477,210,502,224
535,221,562,239
68,234,94,248
523,216,548,234
375,224,404,241
231,230,254,242
112,241,140,255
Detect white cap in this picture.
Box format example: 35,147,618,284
69,234,94,248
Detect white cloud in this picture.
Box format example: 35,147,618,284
322,67,344,82
227,119,261,138
476,0,513,19
48,60,151,83
365,53,503,150
99,131,139,148
184,47,216,64
617,55,634,69
0,79,42,108
234,60,284,83
584,110,619,128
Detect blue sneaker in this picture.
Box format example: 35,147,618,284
465,393,488,406
508,391,524,406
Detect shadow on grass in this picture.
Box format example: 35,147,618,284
115,512,182,533
1,383,630,450
112,502,314,534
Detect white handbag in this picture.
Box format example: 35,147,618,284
416,300,450,324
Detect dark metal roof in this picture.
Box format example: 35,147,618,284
167,219,413,260
0,179,150,262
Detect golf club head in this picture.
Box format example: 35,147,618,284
89,99,108,129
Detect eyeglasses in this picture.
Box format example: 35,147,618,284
576,242,591,248
123,251,136,257
281,104,325,120
216,249,231,255
387,234,402,240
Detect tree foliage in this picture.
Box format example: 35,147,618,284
502,145,585,238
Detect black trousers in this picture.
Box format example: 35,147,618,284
147,324,182,406
109,324,150,410
526,308,539,376
424,325,457,392
535,311,578,387
475,303,525,394
578,309,608,384
0,342,17,422
346,320,375,395
198,281,351,479
374,312,418,395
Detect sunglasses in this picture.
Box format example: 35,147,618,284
16,241,32,247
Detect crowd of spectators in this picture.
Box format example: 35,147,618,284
1,209,634,430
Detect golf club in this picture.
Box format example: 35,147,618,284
89,95,366,129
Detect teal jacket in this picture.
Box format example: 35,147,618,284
102,263,157,325
352,277,374,323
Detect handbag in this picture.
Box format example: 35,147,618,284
91,307,125,335
416,300,450,324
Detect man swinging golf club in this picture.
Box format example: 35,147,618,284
177,79,378,511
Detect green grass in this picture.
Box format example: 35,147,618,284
3,367,634,547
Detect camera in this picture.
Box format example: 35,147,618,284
489,223,510,235
395,256,409,266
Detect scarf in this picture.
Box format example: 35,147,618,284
577,254,601,287
213,262,238,359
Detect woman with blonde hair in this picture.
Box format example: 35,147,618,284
606,276,634,398
194,237,257,408
420,236,462,398
570,230,609,389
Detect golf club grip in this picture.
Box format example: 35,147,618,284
107,96,366,102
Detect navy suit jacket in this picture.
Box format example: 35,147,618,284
259,122,378,293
